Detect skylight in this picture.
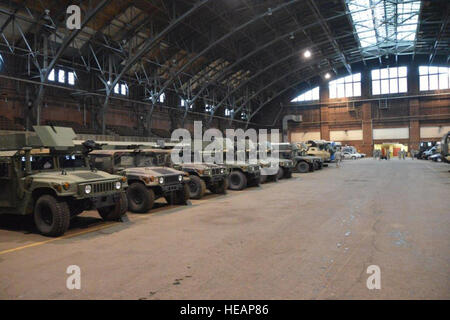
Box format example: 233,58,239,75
346,0,421,51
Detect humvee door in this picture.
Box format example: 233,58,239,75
0,154,16,208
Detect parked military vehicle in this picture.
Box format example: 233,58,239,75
150,146,229,199
89,149,190,213
198,139,261,191
441,131,450,163
0,126,128,237
305,140,332,162
274,142,323,173
256,142,294,182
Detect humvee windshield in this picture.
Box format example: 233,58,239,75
21,155,54,171
59,155,87,169
21,154,87,171
113,152,163,168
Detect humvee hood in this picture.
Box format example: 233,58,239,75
124,166,183,177
30,170,120,183
181,163,221,170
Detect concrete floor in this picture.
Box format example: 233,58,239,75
0,158,449,299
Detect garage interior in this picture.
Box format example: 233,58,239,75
0,0,449,300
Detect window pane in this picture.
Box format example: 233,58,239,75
399,78,408,93
58,70,65,83
373,80,380,95
329,83,336,99
420,75,429,91
68,72,75,85
389,68,397,78
429,66,438,74
114,84,120,94
345,82,353,97
438,67,448,75
439,73,449,89
345,75,353,83
419,66,428,75
398,66,407,77
337,83,345,98
121,84,127,95
48,69,55,81
353,82,361,96
381,79,389,94
380,68,389,79
429,74,438,90
353,73,361,82
389,78,398,94
372,69,380,80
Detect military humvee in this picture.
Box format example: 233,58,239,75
157,147,229,199
89,148,190,213
305,140,331,162
274,142,323,173
253,142,294,183
0,126,128,237
441,131,450,163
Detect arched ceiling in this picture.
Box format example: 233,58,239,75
0,0,448,123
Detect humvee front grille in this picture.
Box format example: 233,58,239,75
164,175,180,185
212,168,221,175
91,181,115,194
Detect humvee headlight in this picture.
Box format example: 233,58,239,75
178,175,183,182
85,185,92,194
159,177,164,184
220,168,225,174
115,181,122,190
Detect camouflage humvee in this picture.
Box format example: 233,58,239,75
156,147,229,199
274,142,323,173
0,126,128,237
255,142,294,183
88,148,190,213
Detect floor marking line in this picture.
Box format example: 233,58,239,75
0,222,116,256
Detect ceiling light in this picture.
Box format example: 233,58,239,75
267,8,273,16
325,73,331,79
304,50,311,58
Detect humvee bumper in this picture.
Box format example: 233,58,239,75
161,183,183,193
89,192,124,209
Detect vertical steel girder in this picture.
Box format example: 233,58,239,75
155,0,302,99
32,0,111,125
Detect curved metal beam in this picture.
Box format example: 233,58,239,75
155,0,302,98
190,10,354,115
109,0,210,93
248,61,350,122
209,34,351,119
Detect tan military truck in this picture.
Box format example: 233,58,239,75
305,140,331,162
89,149,190,213
0,126,128,237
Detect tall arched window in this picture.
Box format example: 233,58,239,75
291,86,320,102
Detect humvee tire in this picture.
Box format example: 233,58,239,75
228,171,247,190
188,175,206,199
174,184,190,205
98,193,128,220
296,161,309,173
260,175,268,184
210,178,228,194
284,168,293,178
34,195,71,237
127,182,155,213
277,167,284,180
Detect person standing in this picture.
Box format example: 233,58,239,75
387,149,391,160
335,149,342,167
